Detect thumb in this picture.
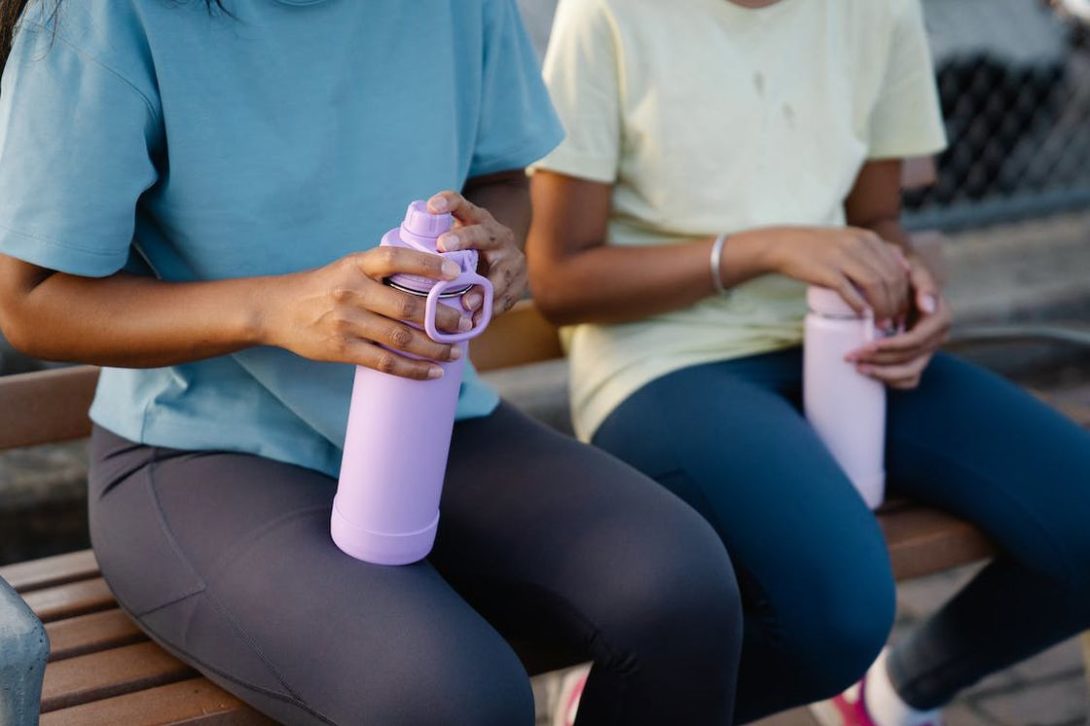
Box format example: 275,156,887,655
910,260,939,315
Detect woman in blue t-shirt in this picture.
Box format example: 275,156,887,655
0,1,744,723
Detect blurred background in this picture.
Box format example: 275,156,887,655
2,1,1090,724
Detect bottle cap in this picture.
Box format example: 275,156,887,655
402,200,453,241
807,286,863,318
386,201,479,296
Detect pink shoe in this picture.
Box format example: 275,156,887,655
810,676,943,726
552,664,590,726
810,678,877,726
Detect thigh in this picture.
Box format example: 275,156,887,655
887,353,1090,589
435,403,738,649
88,428,532,726
590,356,894,627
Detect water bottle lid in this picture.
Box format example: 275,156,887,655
402,200,454,240
386,201,479,295
807,286,863,318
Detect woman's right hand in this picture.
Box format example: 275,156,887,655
759,226,911,321
261,248,473,380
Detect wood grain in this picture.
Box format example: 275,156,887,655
24,578,116,623
41,641,196,713
0,366,99,451
1,550,100,594
46,609,146,662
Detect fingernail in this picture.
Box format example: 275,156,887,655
920,294,938,315
427,366,444,379
438,233,458,252
441,261,461,278
449,346,463,360
429,196,448,212
465,292,483,309
458,316,472,332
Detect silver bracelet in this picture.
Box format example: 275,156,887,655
709,234,729,296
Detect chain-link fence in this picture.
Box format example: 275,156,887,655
904,0,1090,230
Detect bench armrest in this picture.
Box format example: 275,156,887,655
0,577,48,725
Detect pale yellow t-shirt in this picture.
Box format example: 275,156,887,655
534,0,948,441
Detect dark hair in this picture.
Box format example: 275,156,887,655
1,0,225,71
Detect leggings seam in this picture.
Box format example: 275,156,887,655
145,449,317,712
108,589,339,726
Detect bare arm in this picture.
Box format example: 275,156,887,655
0,262,268,367
0,175,529,378
844,158,913,251
845,158,953,389
526,169,911,326
526,172,772,326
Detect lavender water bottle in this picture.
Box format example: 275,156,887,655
332,201,494,565
803,287,887,510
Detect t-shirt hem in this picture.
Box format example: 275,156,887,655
574,339,802,442
470,125,566,179
90,384,502,479
90,405,345,478
532,146,618,184
0,223,128,278
866,137,948,162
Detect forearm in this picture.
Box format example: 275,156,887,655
532,229,777,326
0,268,270,367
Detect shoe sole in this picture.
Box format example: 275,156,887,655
809,700,847,726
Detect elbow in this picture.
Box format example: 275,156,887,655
0,309,37,358
529,272,582,327
0,289,50,361
0,303,41,359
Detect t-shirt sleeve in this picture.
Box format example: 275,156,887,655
532,0,621,184
0,22,158,277
469,0,565,178
866,0,948,160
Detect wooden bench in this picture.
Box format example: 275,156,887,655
2,302,1089,724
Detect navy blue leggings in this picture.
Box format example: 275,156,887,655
593,348,1090,722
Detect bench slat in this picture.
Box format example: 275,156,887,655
883,507,995,581
470,300,563,372
47,609,146,662
0,549,100,594
41,641,196,713
0,366,99,451
40,677,272,726
24,578,116,623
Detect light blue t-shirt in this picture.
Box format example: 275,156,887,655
0,0,562,476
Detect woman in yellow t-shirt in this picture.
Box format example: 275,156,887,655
527,0,1090,723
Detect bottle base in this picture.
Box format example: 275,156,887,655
330,505,440,566
853,471,886,511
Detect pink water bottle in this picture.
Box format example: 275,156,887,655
803,287,886,510
332,201,494,565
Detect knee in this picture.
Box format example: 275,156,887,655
592,510,743,669
788,569,896,698
360,638,534,726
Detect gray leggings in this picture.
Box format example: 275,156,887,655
89,403,742,725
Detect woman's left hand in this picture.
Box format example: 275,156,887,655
427,191,527,322
846,254,952,390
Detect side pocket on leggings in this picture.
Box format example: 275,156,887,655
89,454,206,617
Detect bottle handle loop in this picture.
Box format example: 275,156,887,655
424,273,494,343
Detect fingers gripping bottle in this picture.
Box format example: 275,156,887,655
803,287,886,510
332,201,494,565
